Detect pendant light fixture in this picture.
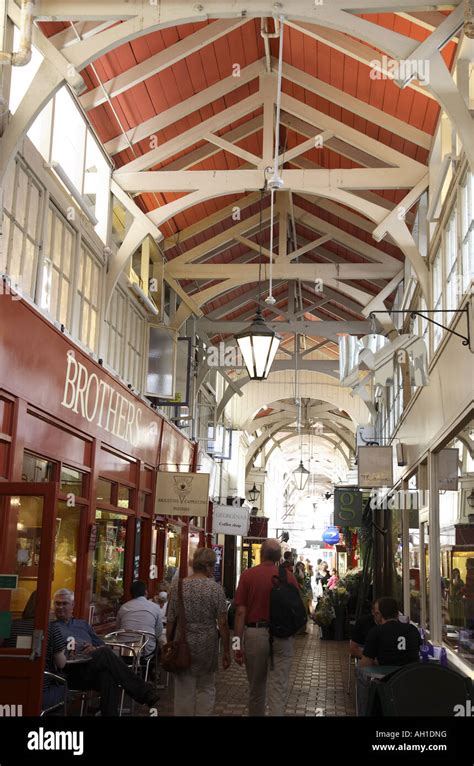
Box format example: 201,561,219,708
293,459,310,492
247,482,260,503
235,191,281,380
292,333,310,491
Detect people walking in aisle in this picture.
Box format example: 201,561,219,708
327,568,340,590
52,589,159,716
233,539,300,716
166,547,231,716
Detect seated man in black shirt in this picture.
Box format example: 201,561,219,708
350,601,380,659
356,597,421,715
360,596,421,668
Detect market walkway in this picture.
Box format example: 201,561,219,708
156,622,356,717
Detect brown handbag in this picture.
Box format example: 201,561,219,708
161,579,191,673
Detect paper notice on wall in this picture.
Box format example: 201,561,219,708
212,505,249,536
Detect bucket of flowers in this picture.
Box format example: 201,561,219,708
328,586,350,640
312,595,336,639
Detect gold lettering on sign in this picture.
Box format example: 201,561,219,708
61,350,145,448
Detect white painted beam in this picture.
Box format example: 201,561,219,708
167,263,398,280
116,167,426,194
393,4,463,87
203,132,262,166
104,59,264,155
372,173,429,241
426,52,474,172
280,60,432,150
80,19,248,111
285,20,435,100
288,234,332,261
281,93,426,171
115,92,262,173
280,130,334,164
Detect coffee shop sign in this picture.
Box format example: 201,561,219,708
61,350,145,447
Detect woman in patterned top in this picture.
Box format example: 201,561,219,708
167,547,231,716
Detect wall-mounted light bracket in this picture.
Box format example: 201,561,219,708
369,306,470,347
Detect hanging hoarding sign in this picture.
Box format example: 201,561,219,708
334,488,363,527
155,337,191,406
438,448,459,491
358,446,393,488
155,472,210,517
146,325,177,398
212,504,249,536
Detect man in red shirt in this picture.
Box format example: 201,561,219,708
233,539,299,716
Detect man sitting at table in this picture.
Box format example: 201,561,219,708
116,580,162,656
52,588,159,716
360,597,421,668
356,597,421,716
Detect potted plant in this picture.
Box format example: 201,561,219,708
312,595,336,639
328,586,350,640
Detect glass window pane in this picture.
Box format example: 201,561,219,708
96,478,113,505
51,501,81,596
117,486,131,509
15,167,28,229
91,511,128,625
22,453,54,483
0,495,44,650
60,466,85,496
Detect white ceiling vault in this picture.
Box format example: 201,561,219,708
2,0,472,479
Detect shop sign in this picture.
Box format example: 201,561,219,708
0,574,18,590
212,505,249,536
322,526,340,545
61,350,146,448
155,472,210,517
334,488,363,527
358,446,393,488
438,448,459,491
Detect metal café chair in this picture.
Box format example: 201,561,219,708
104,630,149,715
41,672,68,716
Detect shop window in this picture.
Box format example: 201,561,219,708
442,551,474,667
60,466,85,497
51,501,80,597
117,486,132,510
91,511,127,625
2,494,43,625
96,478,113,505
409,527,421,623
22,453,54,483
77,243,101,352
1,158,44,298
164,527,181,581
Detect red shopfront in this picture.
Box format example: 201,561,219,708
0,295,195,713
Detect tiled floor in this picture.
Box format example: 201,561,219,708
156,622,356,717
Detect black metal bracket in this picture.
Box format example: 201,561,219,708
369,306,470,347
